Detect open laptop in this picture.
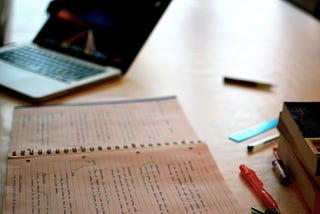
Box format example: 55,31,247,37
0,0,171,102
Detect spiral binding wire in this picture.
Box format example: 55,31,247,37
10,140,202,157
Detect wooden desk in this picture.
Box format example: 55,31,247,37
1,0,320,212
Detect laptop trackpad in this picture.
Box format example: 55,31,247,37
0,62,33,82
0,63,67,98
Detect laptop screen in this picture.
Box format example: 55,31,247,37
33,0,171,72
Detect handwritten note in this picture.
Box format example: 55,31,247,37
4,97,240,213
4,143,239,213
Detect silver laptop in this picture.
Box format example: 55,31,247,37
0,0,171,102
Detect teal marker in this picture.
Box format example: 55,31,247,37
229,118,279,143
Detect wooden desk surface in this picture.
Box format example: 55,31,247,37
2,0,320,212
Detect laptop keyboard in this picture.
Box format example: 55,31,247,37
0,46,105,83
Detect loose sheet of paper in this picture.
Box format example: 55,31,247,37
3,143,239,213
9,97,199,155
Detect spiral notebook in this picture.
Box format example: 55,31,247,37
3,96,240,213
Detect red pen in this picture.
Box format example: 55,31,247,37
239,164,281,213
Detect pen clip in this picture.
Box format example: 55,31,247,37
273,147,281,160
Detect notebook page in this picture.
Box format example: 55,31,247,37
9,97,199,156
3,143,240,213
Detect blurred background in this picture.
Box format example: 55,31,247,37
0,0,51,46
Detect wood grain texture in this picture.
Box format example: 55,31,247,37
2,0,320,212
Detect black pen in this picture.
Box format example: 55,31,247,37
224,76,273,88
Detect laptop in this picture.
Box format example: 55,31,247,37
0,0,171,102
